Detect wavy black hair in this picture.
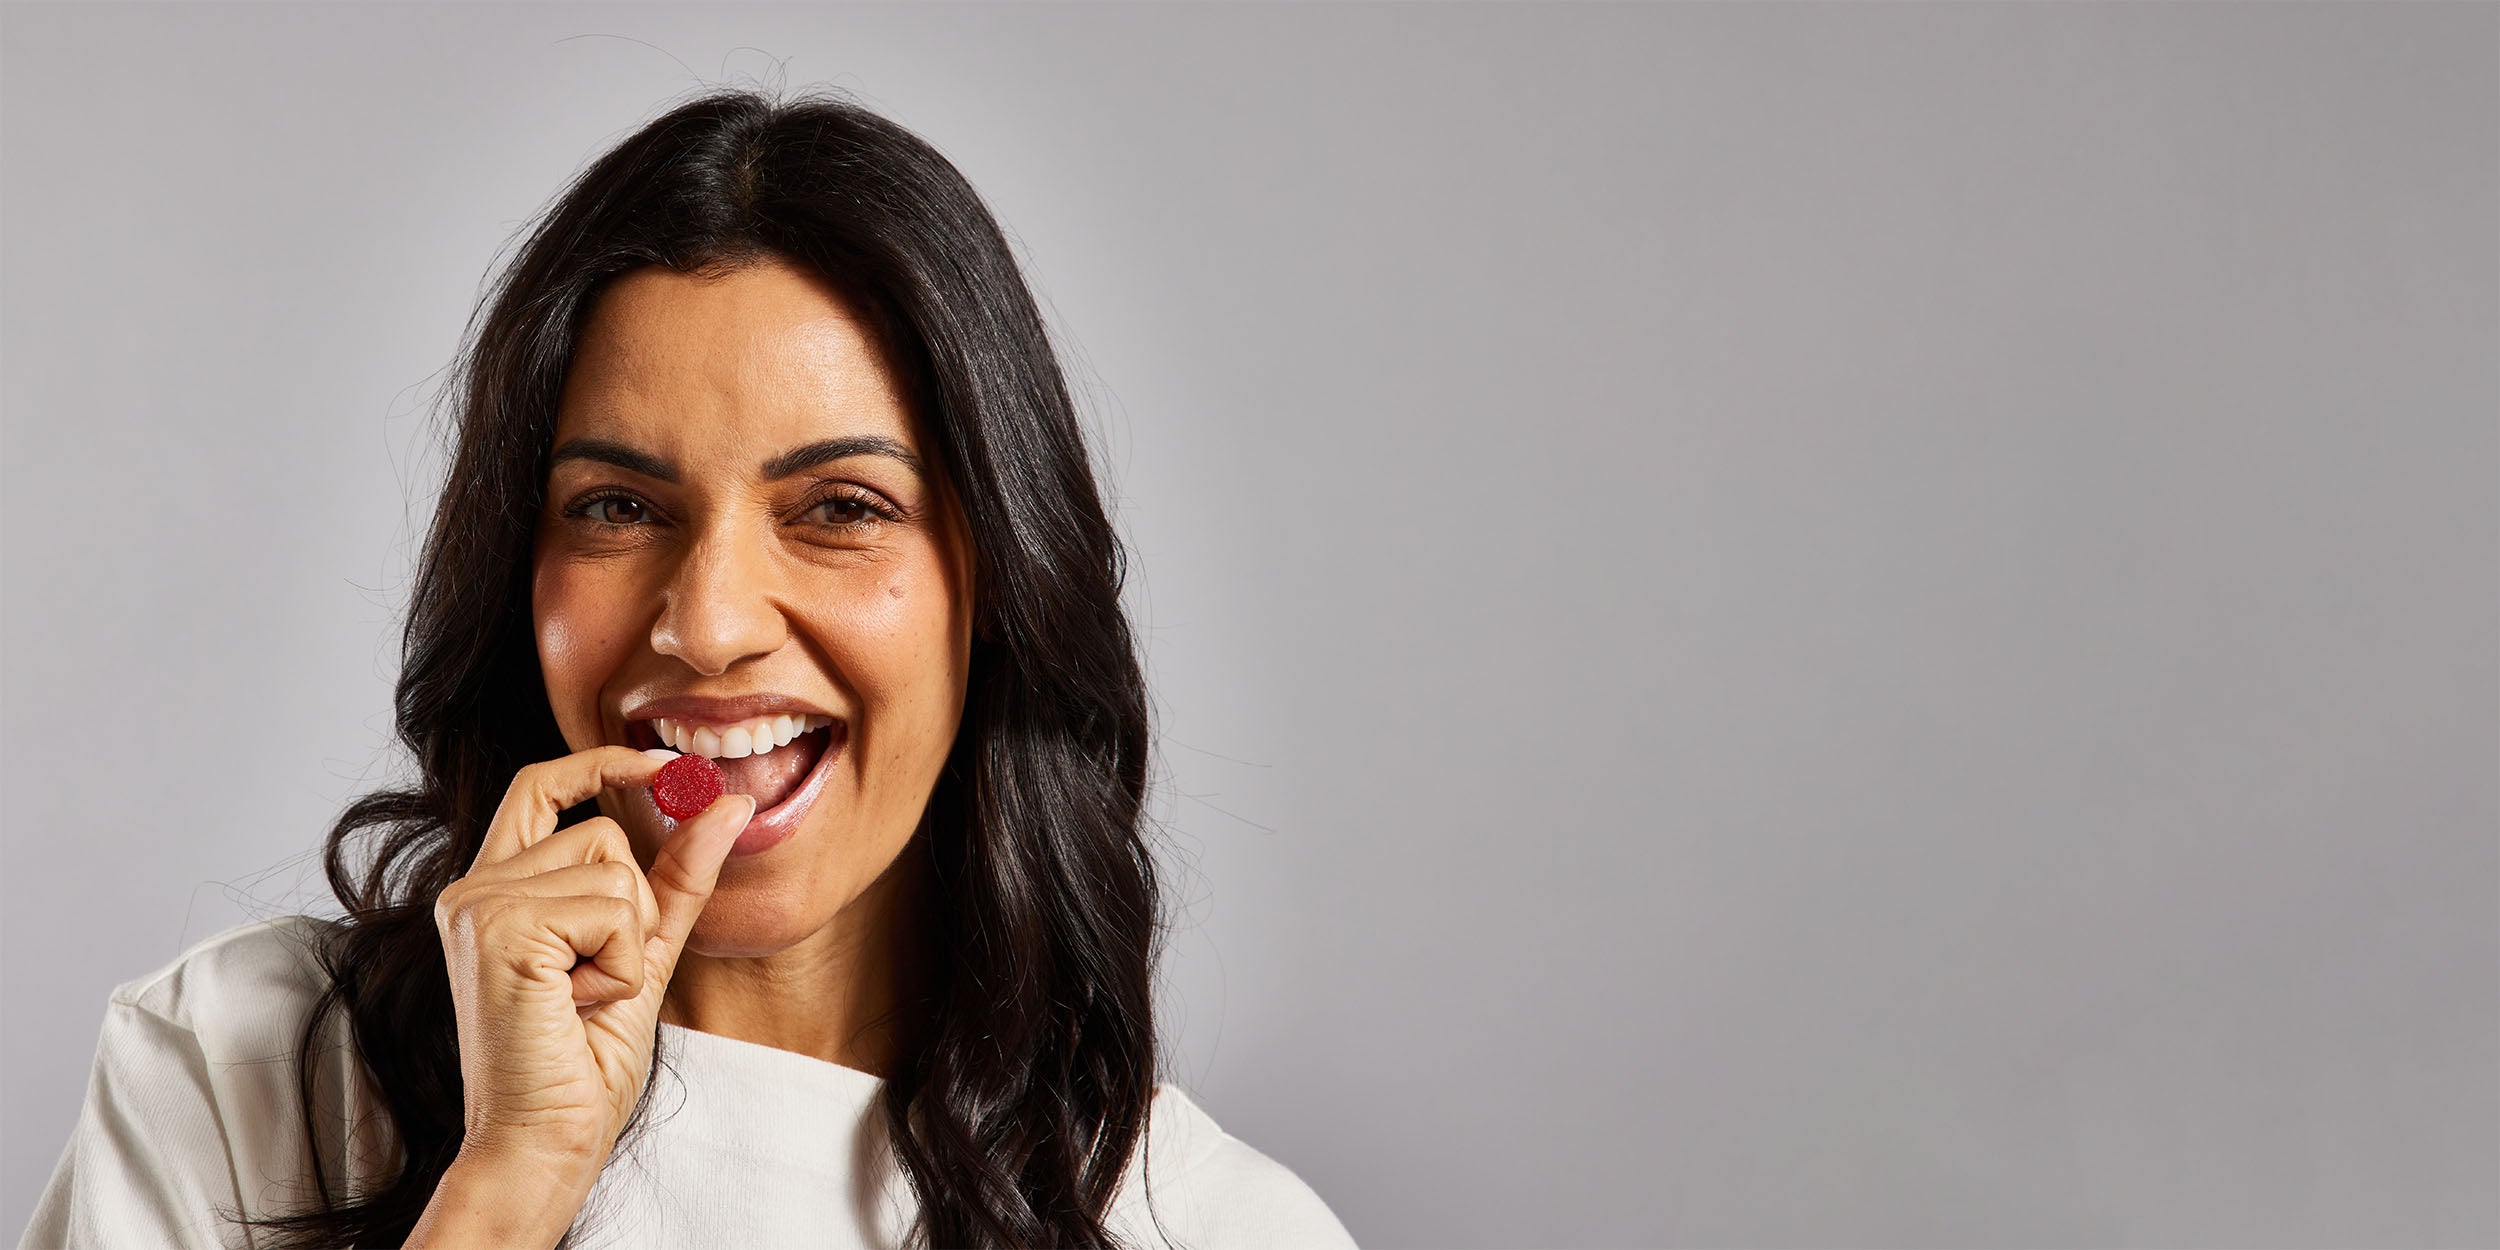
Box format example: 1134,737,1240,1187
245,86,1166,1249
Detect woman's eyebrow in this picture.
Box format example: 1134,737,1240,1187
760,435,925,480
550,438,677,482
546,434,924,483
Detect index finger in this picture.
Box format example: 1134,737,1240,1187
472,746,671,870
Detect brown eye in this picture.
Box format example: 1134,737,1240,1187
582,495,648,525
807,490,887,529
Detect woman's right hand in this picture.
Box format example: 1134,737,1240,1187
413,746,754,1246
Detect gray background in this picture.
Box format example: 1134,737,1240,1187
4,2,2494,1245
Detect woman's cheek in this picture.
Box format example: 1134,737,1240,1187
534,563,635,711
812,566,922,664
878,563,972,755
820,564,963,754
877,563,965,688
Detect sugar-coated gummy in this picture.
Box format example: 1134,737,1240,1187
651,753,726,820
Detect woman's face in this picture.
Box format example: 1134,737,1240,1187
532,256,973,958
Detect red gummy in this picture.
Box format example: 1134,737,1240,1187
651,753,726,820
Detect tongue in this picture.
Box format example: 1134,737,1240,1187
713,727,828,813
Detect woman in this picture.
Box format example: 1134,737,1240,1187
22,88,1356,1250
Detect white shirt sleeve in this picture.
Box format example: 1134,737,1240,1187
1115,1085,1361,1250
19,996,255,1250
1131,1136,1361,1250
18,918,377,1250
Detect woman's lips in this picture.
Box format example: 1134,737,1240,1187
629,719,846,857
724,720,843,857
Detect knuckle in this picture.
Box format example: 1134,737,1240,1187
597,860,637,897
554,815,620,854
467,893,515,934
438,891,489,948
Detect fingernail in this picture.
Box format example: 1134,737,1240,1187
641,748,680,761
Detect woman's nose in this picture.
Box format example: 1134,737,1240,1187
648,525,788,677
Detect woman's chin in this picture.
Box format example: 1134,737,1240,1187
680,904,823,960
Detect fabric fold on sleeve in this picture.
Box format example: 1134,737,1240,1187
18,998,250,1250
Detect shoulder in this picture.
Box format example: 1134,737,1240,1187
106,914,337,1063
23,916,369,1246
1114,1082,1359,1249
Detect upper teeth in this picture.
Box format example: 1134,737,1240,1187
650,713,832,759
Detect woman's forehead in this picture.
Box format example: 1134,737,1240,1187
554,260,916,458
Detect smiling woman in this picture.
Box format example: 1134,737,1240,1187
20,88,1355,1250
536,262,974,903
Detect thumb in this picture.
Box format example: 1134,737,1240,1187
645,792,755,979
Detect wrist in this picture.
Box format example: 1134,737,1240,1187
410,1146,597,1250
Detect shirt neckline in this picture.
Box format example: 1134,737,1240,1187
649,1022,1220,1185
656,1020,889,1096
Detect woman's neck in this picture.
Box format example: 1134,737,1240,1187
658,845,935,1078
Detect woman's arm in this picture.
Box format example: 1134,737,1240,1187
403,1149,593,1250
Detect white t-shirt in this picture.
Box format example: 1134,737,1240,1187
20,916,1357,1250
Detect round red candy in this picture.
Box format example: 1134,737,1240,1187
650,753,726,820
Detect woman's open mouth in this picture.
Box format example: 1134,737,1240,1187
626,713,846,856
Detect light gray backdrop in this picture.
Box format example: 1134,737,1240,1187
4,3,2494,1246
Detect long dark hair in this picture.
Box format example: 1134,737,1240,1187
246,87,1165,1249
